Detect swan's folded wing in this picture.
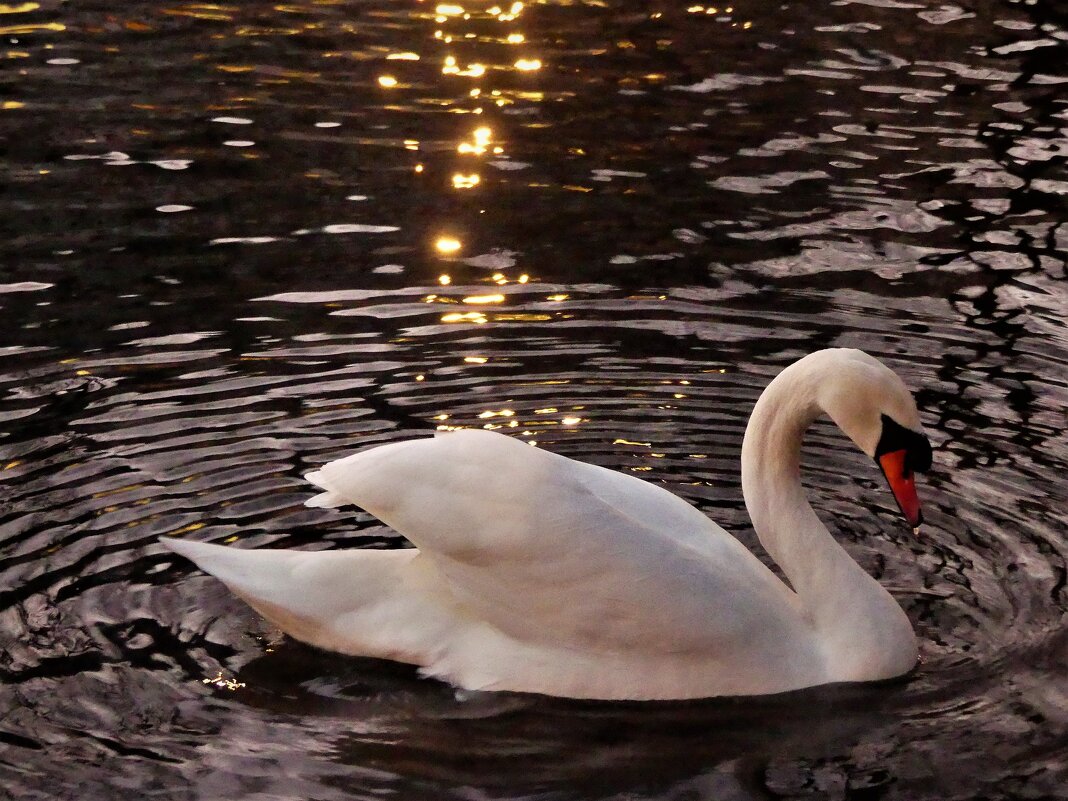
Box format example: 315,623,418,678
307,430,801,654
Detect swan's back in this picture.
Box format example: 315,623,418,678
300,431,818,680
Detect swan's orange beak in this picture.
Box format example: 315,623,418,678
878,449,922,529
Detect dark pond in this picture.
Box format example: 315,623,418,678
1,0,1066,798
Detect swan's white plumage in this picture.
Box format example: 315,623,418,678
163,348,925,700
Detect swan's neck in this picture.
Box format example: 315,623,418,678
741,362,838,611
740,357,916,679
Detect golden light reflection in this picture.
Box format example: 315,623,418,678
235,25,302,36
0,21,64,32
452,172,480,189
465,357,490,365
684,5,752,26
561,417,582,426
442,311,487,324
387,52,420,60
457,125,494,155
202,672,245,691
546,293,568,301
493,1,523,21
478,409,514,417
0,3,40,13
162,6,232,22
168,521,206,536
418,0,545,258
493,310,554,321
438,274,452,284
377,75,398,87
462,293,504,304
442,55,486,77
90,484,139,501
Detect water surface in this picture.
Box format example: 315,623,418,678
1,0,1066,798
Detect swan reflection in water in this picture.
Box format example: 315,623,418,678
232,640,910,799
165,349,933,700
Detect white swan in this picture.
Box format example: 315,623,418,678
163,348,932,700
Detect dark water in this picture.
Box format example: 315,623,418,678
1,0,1066,798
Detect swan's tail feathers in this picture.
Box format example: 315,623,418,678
304,470,348,508
305,491,347,509
160,537,427,658
160,538,306,604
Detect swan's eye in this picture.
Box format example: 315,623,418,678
910,437,933,473
876,414,932,474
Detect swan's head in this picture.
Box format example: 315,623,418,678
815,349,932,529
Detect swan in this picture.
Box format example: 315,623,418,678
162,348,932,700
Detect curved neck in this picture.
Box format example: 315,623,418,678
740,356,888,627
741,359,848,617
738,352,918,680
